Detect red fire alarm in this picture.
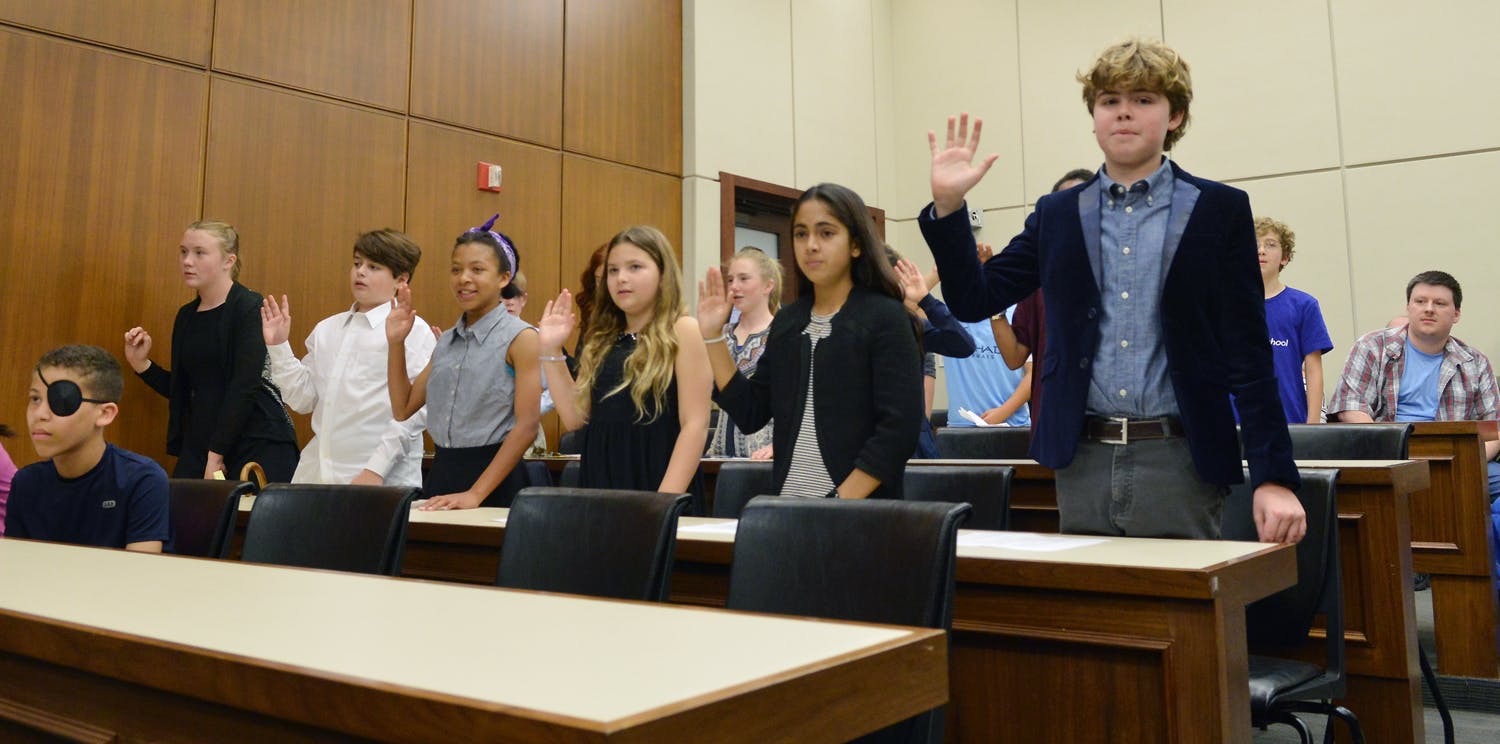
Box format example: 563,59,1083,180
477,162,503,192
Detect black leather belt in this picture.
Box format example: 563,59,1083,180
1084,416,1183,444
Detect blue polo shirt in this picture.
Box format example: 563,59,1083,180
4,444,173,551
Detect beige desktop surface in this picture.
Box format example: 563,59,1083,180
0,539,916,724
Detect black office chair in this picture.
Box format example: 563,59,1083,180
1278,422,1452,742
1223,468,1362,743
727,498,971,744
168,479,254,559
934,426,1032,459
496,487,691,602
711,460,776,519
1285,423,1413,461
240,484,420,576
929,409,948,429
559,460,580,487
902,464,1012,531
523,460,554,488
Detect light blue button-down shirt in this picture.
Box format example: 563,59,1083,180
1086,159,1179,417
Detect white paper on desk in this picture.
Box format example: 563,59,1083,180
678,522,738,536
956,407,993,427
491,517,507,524
958,532,1106,552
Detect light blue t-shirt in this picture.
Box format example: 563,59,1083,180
1395,339,1443,422
944,311,1030,428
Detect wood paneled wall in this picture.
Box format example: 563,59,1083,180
0,1,683,469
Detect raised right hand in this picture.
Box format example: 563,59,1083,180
385,282,416,345
696,267,732,337
261,294,291,346
123,327,153,373
537,289,578,354
976,241,994,263
928,113,999,218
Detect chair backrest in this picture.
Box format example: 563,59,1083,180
559,460,580,488
712,460,777,519
496,487,691,602
903,465,1013,531
1222,468,1344,679
930,409,948,429
522,460,554,489
1285,423,1411,460
241,484,420,576
727,498,971,629
933,426,1032,460
168,479,254,558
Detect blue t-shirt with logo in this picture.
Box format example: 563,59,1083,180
4,444,173,551
1395,339,1443,422
1251,287,1334,424
944,311,1031,428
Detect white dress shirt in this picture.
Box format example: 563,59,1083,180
268,302,436,487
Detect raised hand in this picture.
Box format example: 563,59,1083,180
928,113,999,218
696,267,732,337
386,282,416,345
976,241,995,263
123,327,153,373
537,289,578,354
895,259,928,308
261,294,292,346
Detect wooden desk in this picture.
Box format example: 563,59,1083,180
519,456,1430,742
299,502,1293,742
1407,420,1500,678
0,539,946,743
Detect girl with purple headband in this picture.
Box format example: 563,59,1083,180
386,216,541,510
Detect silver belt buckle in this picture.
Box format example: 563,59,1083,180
1101,416,1130,445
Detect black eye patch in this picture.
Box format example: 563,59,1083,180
36,367,110,417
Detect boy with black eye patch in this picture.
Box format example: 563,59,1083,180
5,345,172,553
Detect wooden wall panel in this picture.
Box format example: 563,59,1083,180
563,0,682,175
0,0,212,65
411,0,563,147
203,78,407,447
561,154,683,285
212,0,410,111
405,121,562,330
0,30,208,466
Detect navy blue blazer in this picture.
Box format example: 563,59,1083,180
919,162,1298,490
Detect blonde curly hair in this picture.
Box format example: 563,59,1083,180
1254,217,1297,266
1078,38,1193,151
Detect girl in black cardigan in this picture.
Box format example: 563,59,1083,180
124,221,298,481
697,183,923,499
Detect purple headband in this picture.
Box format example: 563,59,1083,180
470,213,517,273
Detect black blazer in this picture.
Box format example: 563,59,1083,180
138,282,295,456
715,286,923,499
920,161,1298,490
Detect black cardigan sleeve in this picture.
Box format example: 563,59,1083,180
208,288,272,455
852,299,924,486
918,294,975,358
713,318,791,435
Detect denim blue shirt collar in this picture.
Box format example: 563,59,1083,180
1097,156,1174,207
451,301,509,343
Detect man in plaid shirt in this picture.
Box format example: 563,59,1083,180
1330,271,1499,502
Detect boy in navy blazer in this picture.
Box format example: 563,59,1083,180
919,39,1305,543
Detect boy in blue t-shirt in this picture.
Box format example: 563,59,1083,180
1252,217,1333,424
5,345,172,552
944,305,1031,428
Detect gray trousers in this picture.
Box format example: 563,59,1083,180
1054,436,1226,539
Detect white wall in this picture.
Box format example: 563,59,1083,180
687,0,1500,410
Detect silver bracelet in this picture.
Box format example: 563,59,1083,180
702,334,726,344
538,354,567,362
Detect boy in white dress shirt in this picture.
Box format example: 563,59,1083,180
262,229,437,487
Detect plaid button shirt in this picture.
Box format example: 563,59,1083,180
1330,326,1499,422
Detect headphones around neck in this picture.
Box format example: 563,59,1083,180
36,367,111,417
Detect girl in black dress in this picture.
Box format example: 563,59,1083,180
537,226,712,512
124,221,298,481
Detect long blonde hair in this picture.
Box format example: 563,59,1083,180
576,226,685,422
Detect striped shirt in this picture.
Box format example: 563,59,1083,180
781,311,837,498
